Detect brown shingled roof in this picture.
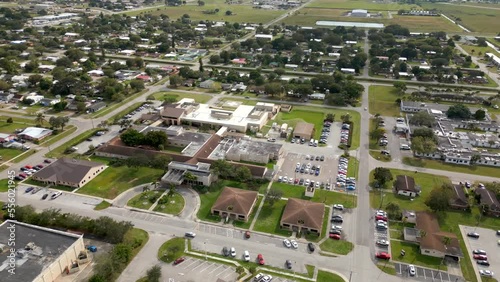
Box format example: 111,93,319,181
293,122,314,136
280,198,324,231
32,158,104,184
416,211,462,257
395,175,419,193
211,187,258,216
161,107,185,118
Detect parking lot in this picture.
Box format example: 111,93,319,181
394,263,464,282
276,152,338,191
329,206,355,242
378,117,412,162
165,256,239,282
461,226,500,281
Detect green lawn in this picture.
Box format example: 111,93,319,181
390,240,447,270
40,126,77,147
0,179,12,192
308,189,357,208
347,157,359,179
272,110,325,140
153,192,185,215
77,165,164,199
0,148,22,162
94,200,111,210
319,239,354,255
124,228,150,257
270,182,306,199
403,157,500,178
127,190,162,210
369,150,392,162
152,91,212,104
253,200,293,237
158,237,185,263
369,169,450,210
233,196,263,229
376,262,397,276
308,0,417,10
316,270,345,282
0,119,35,133
368,85,403,117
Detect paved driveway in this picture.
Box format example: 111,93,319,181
168,257,238,282
394,263,464,282
461,225,500,281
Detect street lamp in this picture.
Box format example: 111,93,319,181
204,240,208,260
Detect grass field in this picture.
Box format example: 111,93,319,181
368,85,402,116
270,182,306,199
319,238,354,255
0,120,35,134
253,200,293,237
459,44,500,58
77,163,164,199
0,148,23,162
272,110,326,140
40,126,77,147
153,192,185,215
158,237,185,263
420,3,500,34
403,157,500,178
317,270,346,282
307,0,418,11
0,179,11,192
390,240,447,270
127,1,285,24
152,91,213,104
45,128,103,158
369,169,450,210
127,190,161,210
282,8,461,32
94,200,111,210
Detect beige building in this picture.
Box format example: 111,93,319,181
211,187,258,222
32,158,106,188
0,220,88,282
280,198,324,234
293,122,314,140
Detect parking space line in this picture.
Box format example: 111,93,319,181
439,271,443,282
222,270,234,279
192,261,208,271
207,264,223,274
217,266,231,277
198,262,214,273
183,260,198,269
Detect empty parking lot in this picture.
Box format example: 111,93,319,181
395,263,464,282
165,257,238,282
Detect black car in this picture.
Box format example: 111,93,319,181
222,247,230,257
329,229,342,235
467,232,480,238
307,243,315,252
41,193,48,200
331,218,343,223
315,156,320,161
285,260,292,269
320,155,324,161
477,260,490,266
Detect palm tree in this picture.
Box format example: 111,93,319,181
35,113,46,126
167,183,176,197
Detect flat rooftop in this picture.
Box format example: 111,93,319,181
183,104,264,128
316,21,384,28
0,220,81,282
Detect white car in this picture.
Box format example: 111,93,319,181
283,176,288,183
283,239,291,248
290,240,298,249
230,247,236,257
332,225,342,230
51,191,62,199
408,265,416,276
243,250,250,261
376,239,389,247
479,270,494,277
333,204,344,210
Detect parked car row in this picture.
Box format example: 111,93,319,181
375,210,388,230
374,209,390,261
336,157,355,190
222,247,265,265
16,164,45,180
340,123,350,146
329,206,345,240
319,122,332,144
282,238,298,249
253,273,273,282
295,162,322,176
473,249,491,266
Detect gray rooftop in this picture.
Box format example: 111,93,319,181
0,220,81,282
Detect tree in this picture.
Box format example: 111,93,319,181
169,75,182,87
409,111,435,127
370,128,386,140
35,113,46,126
59,116,69,130
474,109,486,120
167,183,177,197
447,104,471,119
373,167,393,187
385,202,401,220
6,117,13,123
143,131,168,149
129,79,145,91
225,10,232,16
234,166,252,182
199,57,204,72
393,81,407,95
265,189,283,207
470,153,481,165
146,265,162,282
210,159,232,178
52,101,68,112
48,116,62,129
121,129,144,147
425,183,453,212
341,113,351,123
411,136,437,154
76,102,87,113
183,172,197,187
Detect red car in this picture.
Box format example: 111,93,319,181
173,257,185,265
375,215,388,222
257,254,265,265
329,234,341,240
294,178,299,184
245,231,251,239
44,159,52,164
376,252,391,260
36,164,44,168
473,254,487,260
24,165,33,169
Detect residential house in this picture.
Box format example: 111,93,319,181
280,198,324,234
394,175,420,197
18,127,53,141
31,158,107,188
199,80,215,89
475,188,500,217
87,102,106,113
39,98,59,107
183,79,196,87
449,184,469,210
0,133,15,143
210,187,258,222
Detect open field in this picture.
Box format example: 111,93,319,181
403,157,500,178
281,8,461,32
420,3,500,34
307,0,418,11
390,240,446,270
459,44,500,58
320,238,354,255
272,110,325,140
158,237,185,263
368,85,402,116
127,1,285,24
152,91,212,104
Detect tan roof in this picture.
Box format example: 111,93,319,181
281,198,324,231
395,175,419,192
32,158,104,184
293,122,314,136
416,211,462,257
211,187,258,216
161,107,185,118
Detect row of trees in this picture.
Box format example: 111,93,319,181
120,129,169,150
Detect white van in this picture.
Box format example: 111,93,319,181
314,140,318,147
309,139,315,146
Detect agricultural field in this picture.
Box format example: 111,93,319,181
307,0,419,11
420,2,500,34
126,0,285,23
